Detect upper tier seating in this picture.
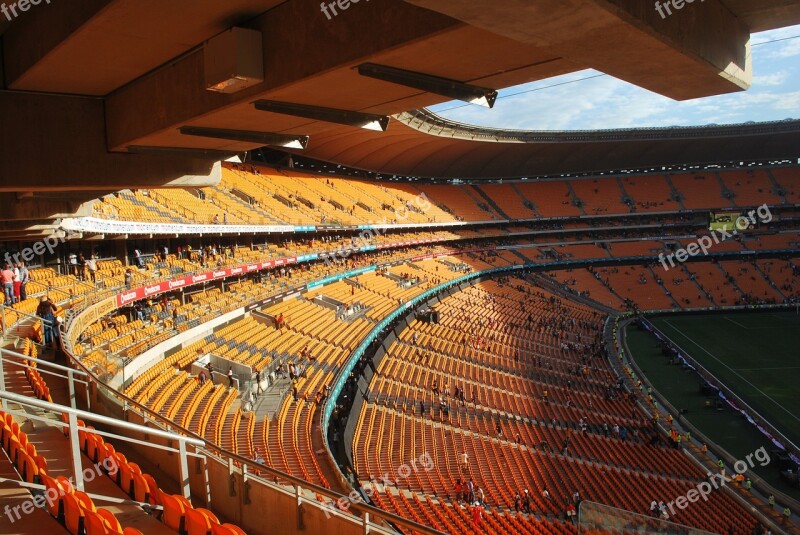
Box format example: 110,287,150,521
92,164,798,227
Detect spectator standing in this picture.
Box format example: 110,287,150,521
87,256,98,284
205,361,214,382
36,296,58,349
471,502,482,525
68,252,78,276
454,479,463,503
1,263,14,304
18,262,29,301
78,252,86,280
12,264,21,303
566,503,577,525
256,369,264,395
134,248,144,268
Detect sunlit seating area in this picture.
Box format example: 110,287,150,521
352,278,760,534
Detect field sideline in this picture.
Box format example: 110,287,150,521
650,311,800,447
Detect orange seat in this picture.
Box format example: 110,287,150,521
118,462,135,496
18,430,29,450
99,442,116,471
64,491,95,534
162,493,189,533
0,423,11,447
186,506,219,535
34,453,48,475
87,433,103,462
18,450,39,483
8,435,23,465
131,472,151,503
142,473,161,506
78,425,95,452
85,508,123,535
42,474,69,520
212,524,247,535
110,452,128,484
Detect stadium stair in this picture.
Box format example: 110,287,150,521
470,185,512,220
509,183,541,218
563,181,586,216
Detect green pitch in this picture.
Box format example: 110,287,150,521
650,311,800,446
626,310,800,499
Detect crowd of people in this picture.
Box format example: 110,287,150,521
1,261,29,304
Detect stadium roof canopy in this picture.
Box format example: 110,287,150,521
1,0,799,213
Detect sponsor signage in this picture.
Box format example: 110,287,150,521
113,243,497,307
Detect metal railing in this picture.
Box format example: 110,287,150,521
0,348,90,410
50,240,800,534
0,390,204,498
55,271,449,535
0,304,49,338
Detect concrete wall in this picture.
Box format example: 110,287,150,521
114,307,247,388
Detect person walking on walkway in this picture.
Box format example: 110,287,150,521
256,369,264,395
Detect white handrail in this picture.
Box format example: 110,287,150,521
0,390,201,498
0,347,90,410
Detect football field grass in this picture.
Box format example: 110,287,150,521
626,310,800,499
649,311,800,446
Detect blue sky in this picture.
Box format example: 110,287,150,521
428,24,800,130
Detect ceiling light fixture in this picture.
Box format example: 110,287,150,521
357,63,498,108
179,126,309,149
254,100,390,131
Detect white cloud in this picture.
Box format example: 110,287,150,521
754,71,789,87
430,24,800,130
764,39,800,59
